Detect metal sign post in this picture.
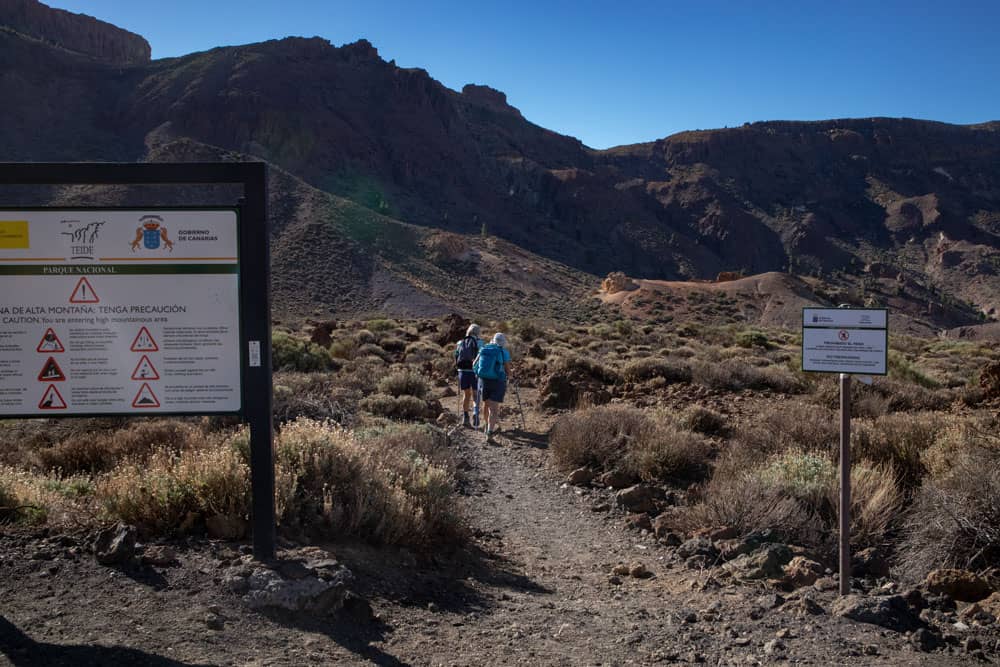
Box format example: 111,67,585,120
0,163,275,560
839,372,851,596
801,306,888,596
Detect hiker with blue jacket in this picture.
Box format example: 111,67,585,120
473,332,512,439
454,324,483,427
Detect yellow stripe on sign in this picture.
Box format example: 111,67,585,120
0,221,29,248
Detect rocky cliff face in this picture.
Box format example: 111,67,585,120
0,0,149,64
0,17,998,327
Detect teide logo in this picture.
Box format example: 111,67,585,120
130,215,174,252
60,220,104,260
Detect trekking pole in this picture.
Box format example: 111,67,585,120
511,378,526,430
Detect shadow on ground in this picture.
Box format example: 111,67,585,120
0,616,210,667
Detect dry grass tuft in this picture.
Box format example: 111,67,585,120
549,406,710,482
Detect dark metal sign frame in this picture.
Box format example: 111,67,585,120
0,162,276,560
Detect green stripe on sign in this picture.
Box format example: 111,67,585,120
0,264,239,275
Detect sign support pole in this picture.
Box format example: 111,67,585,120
238,166,276,562
839,372,852,596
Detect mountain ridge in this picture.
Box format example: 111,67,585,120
2,1,999,333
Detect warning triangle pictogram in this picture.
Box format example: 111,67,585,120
37,357,66,382
69,276,99,303
131,383,160,408
131,355,160,381
38,385,67,410
36,328,65,353
130,326,158,352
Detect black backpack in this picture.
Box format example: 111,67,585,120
455,336,479,369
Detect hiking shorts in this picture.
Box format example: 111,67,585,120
458,370,477,390
479,377,506,403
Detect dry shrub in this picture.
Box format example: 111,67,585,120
96,445,249,535
0,469,52,524
813,377,945,414
680,475,811,543
357,343,392,362
355,329,377,345
552,355,621,385
549,405,646,472
683,451,900,549
733,402,837,462
622,422,711,482
901,447,1000,577
272,372,355,426
852,412,942,492
37,420,205,475
549,406,709,482
272,419,463,547
365,318,398,332
679,405,729,437
404,341,443,363
922,414,1000,479
272,331,334,372
691,359,806,394
359,394,428,420
622,357,692,384
377,337,408,353
329,338,357,360
377,369,429,398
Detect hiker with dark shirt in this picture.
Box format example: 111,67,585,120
473,332,512,440
454,324,483,427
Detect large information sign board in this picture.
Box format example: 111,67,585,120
0,209,241,416
802,307,888,375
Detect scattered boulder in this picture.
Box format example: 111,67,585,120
566,467,594,486
601,272,638,294
924,569,994,603
722,544,792,581
832,594,923,632
93,523,136,566
652,511,681,539
435,313,469,347
228,554,357,616
978,360,1000,399
626,513,652,532
853,546,890,579
781,556,824,589
142,545,178,567
206,514,247,541
309,320,337,347
629,562,652,579
977,591,1000,618
678,537,719,561
615,484,657,513
719,529,778,561
596,470,635,490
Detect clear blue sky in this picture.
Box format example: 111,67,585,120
50,0,1000,149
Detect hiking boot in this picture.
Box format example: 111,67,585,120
462,413,470,427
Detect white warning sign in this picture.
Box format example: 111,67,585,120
132,383,161,408
130,326,158,352
38,385,67,410
131,355,160,381
0,209,242,416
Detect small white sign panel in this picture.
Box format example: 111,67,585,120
0,210,242,415
802,327,888,374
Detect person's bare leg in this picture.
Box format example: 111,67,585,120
461,387,472,425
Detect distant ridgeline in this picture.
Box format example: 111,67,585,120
1,0,999,330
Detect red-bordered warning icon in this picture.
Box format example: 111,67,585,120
131,355,160,381
69,276,99,303
39,385,67,410
838,330,850,341
37,357,66,382
130,327,158,352
132,383,160,408
36,328,65,353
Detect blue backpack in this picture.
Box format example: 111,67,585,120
473,344,505,380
